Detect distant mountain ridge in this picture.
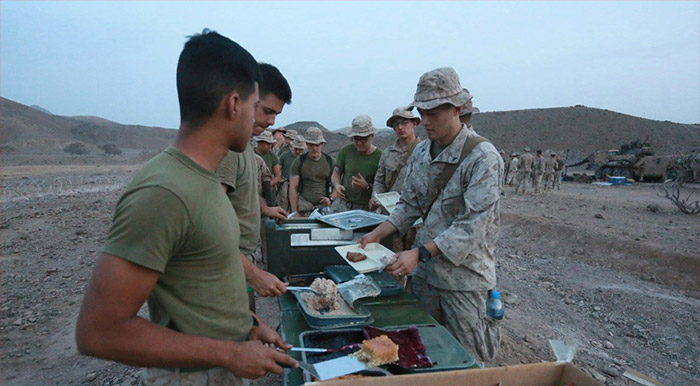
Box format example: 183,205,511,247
2,97,696,160
1,97,176,155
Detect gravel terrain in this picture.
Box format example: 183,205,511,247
1,161,697,385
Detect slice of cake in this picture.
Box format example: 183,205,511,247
355,335,399,367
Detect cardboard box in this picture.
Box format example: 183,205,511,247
315,362,602,386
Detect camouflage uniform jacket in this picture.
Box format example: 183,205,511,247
543,157,556,173
518,153,534,172
254,154,272,193
533,156,544,174
387,124,503,291
373,136,421,194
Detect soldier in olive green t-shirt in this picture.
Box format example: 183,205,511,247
216,145,261,256
331,114,382,212
104,146,252,341
290,153,333,206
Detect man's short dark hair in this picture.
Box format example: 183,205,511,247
537,150,543,154
177,29,260,127
259,63,292,104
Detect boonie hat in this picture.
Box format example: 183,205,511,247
271,127,287,134
408,67,473,110
254,130,276,144
386,106,421,128
524,146,531,152
284,129,299,139
459,98,480,116
290,135,307,150
304,127,326,144
348,114,376,137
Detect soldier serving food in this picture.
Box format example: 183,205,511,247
359,67,503,363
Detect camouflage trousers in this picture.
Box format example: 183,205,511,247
278,180,290,212
532,173,544,193
542,172,554,190
553,171,562,189
505,169,517,185
140,367,249,386
296,195,321,217
412,277,501,363
513,171,531,194
330,197,369,213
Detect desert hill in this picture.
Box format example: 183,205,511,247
2,97,696,161
367,106,698,161
1,97,176,155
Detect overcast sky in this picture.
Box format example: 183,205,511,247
2,1,698,131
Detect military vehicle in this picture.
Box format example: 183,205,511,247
567,139,676,182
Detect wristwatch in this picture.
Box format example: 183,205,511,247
418,245,431,263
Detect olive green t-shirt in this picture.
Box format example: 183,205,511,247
291,153,333,206
255,148,279,172
103,146,252,341
277,144,290,157
216,144,261,255
279,151,299,180
335,144,382,205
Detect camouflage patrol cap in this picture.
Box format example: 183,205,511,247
408,67,473,110
510,152,517,157
254,130,276,144
304,127,326,144
348,114,376,137
524,146,531,152
290,135,307,150
386,106,421,128
283,129,299,139
271,127,287,134
459,98,480,116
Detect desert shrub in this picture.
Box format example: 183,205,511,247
99,143,123,155
63,142,90,155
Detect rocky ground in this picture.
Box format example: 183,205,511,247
1,160,698,385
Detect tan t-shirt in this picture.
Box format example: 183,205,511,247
103,147,252,341
216,144,261,255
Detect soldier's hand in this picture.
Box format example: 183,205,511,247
358,232,380,249
262,206,288,223
224,341,297,378
368,197,379,211
249,269,288,297
385,249,419,280
333,185,346,200
320,197,332,207
351,175,368,190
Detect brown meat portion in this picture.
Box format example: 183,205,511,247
347,251,367,262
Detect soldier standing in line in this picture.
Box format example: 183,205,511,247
506,152,519,186
289,128,334,217
370,106,421,253
254,130,282,191
271,127,287,155
330,115,382,212
553,153,564,190
359,67,503,363
542,153,557,191
514,147,534,194
276,129,299,157
278,136,307,211
532,149,545,194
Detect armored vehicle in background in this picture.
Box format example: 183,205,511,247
567,139,676,182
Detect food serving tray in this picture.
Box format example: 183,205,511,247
316,210,387,230
291,289,374,329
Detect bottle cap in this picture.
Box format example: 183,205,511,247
492,290,500,299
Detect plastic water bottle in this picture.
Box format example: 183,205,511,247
486,291,504,320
